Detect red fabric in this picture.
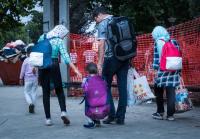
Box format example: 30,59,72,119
0,61,22,85
160,40,182,71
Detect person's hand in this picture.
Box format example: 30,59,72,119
19,79,23,86
154,70,158,78
75,69,82,78
97,63,102,75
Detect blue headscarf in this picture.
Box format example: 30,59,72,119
152,26,170,42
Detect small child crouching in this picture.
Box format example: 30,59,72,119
82,62,110,128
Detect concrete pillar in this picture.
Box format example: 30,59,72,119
43,0,70,94
43,0,54,32
59,0,70,84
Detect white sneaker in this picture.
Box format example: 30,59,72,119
146,99,153,104
167,116,175,121
61,111,67,117
45,119,53,126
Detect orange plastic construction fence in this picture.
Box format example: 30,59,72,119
69,17,200,87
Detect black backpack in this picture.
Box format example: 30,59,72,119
107,16,137,61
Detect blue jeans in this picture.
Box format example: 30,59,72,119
102,56,129,120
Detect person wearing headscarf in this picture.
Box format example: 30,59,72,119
38,25,82,126
152,26,180,121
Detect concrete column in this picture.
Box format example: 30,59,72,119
43,0,54,32
59,0,70,84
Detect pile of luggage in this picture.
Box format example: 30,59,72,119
0,40,33,63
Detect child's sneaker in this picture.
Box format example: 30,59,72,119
167,116,175,121
152,112,164,120
45,119,53,126
83,122,96,129
61,111,70,125
94,120,101,127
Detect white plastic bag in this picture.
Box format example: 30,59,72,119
29,52,43,67
127,68,155,105
127,68,136,106
133,68,155,104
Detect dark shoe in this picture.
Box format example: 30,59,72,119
152,112,164,120
83,122,96,129
29,104,34,113
61,116,70,125
115,119,125,125
94,120,101,127
103,117,115,124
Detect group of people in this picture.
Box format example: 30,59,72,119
19,6,181,128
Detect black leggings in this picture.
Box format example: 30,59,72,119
154,85,175,116
39,59,66,119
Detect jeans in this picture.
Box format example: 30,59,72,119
102,56,129,120
154,85,176,116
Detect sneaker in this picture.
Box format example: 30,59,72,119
29,104,34,113
83,122,96,129
152,113,164,120
45,119,53,126
61,111,70,125
103,117,115,124
94,120,101,127
167,116,175,121
146,99,153,104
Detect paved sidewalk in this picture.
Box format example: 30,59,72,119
0,86,200,139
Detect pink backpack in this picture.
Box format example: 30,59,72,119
82,75,110,120
160,39,182,71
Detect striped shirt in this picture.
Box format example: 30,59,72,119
153,39,180,87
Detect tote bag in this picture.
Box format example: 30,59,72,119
127,68,155,105
175,77,193,113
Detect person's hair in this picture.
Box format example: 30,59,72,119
92,6,108,19
26,46,32,54
86,62,98,74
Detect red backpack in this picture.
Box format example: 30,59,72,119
160,39,182,71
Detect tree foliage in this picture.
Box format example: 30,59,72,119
0,0,43,48
0,10,43,48
70,0,200,34
69,0,91,33
25,10,43,44
0,0,42,30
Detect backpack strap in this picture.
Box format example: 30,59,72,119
79,76,90,105
105,16,117,56
159,39,166,42
43,34,59,40
79,97,85,104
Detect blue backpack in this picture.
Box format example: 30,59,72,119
31,35,56,69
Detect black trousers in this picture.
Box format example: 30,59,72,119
39,59,66,119
154,85,175,116
102,56,129,120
